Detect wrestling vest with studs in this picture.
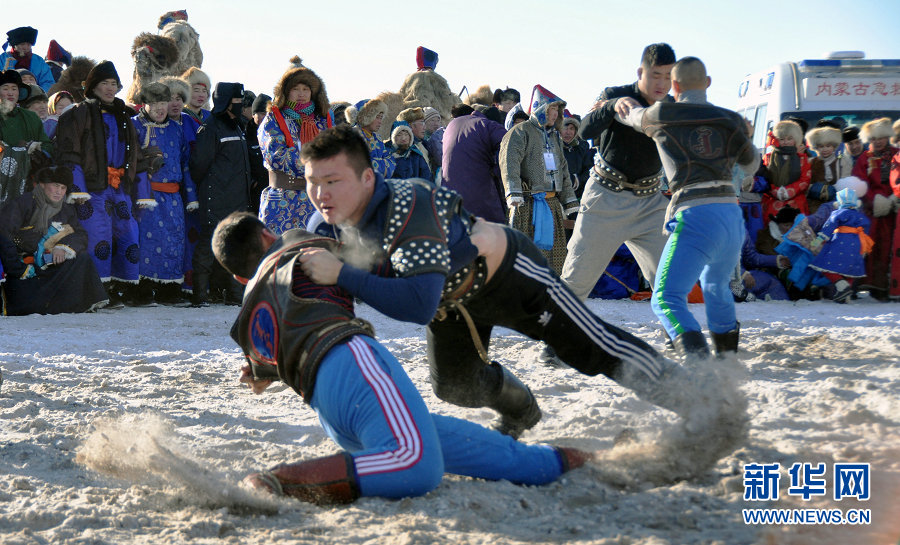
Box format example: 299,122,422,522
230,229,375,403
381,178,464,277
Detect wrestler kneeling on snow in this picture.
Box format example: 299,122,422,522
212,212,592,504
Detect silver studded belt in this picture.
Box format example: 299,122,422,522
441,257,488,304
593,158,663,197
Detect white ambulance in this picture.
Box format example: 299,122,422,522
735,52,900,148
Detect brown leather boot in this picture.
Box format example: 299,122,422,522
242,452,360,505
555,447,595,472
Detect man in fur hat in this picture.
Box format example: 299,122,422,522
296,126,745,447
131,82,198,305
852,117,899,300
346,99,394,178
55,60,151,307
1,27,55,92
560,115,592,203
396,107,431,173
0,69,54,206
0,165,108,315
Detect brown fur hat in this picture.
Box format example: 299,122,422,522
805,127,841,150
139,81,171,104
860,117,893,143
158,75,190,103
773,120,803,146
397,107,425,124
271,56,329,117
465,84,493,106
353,99,388,129
48,56,95,102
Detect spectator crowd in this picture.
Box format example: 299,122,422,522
2,23,899,318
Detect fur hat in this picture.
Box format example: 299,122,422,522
4,26,37,49
272,57,329,116
391,122,414,148
0,70,30,102
353,98,388,129
181,66,211,109
34,165,74,192
861,117,893,143
805,127,841,150
499,87,520,104
893,119,900,145
835,176,867,198
83,60,122,98
842,126,860,143
416,46,438,71
242,90,256,109
251,93,271,114
465,84,494,107
158,75,190,103
528,84,566,131
772,120,802,146
21,84,47,108
139,82,171,104
562,114,580,132
397,107,425,124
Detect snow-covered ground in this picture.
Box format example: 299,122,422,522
1,297,898,545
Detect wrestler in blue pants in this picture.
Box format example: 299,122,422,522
652,203,744,340
311,336,566,499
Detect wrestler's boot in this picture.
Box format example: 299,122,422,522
710,323,740,359
241,453,360,505
489,363,542,440
671,331,711,360
555,447,594,472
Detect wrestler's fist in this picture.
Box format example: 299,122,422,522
240,365,272,394
298,247,343,285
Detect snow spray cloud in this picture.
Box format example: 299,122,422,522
75,413,280,514
590,357,750,488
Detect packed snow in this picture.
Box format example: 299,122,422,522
1,297,898,544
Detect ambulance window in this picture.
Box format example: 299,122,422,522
752,104,768,148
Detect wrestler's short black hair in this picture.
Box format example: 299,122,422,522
212,212,267,279
299,125,372,177
640,43,676,69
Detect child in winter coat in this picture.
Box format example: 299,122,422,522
806,126,851,214
763,120,810,219
809,184,873,303
388,122,431,181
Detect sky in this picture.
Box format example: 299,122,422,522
5,0,900,116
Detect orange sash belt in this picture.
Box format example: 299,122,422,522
151,182,179,193
107,167,124,190
835,226,874,255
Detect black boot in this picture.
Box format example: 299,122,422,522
671,330,711,359
156,282,186,306
710,323,740,358
191,272,210,307
488,363,542,439
131,279,156,307
103,281,124,310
